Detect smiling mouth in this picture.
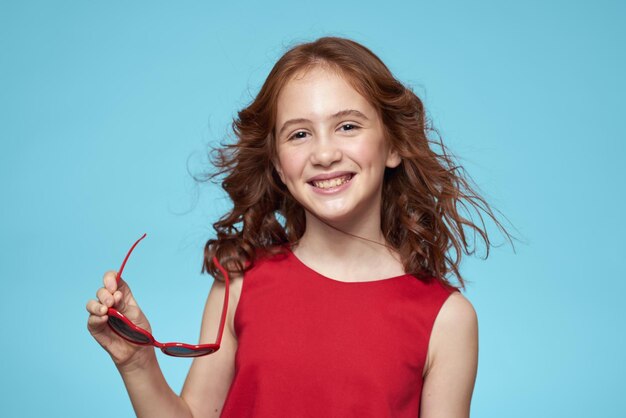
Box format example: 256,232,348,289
308,174,355,189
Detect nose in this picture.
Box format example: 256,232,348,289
309,135,342,167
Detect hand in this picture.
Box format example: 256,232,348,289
86,270,155,371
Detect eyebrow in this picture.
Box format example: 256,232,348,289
277,109,369,137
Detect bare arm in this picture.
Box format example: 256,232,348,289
87,271,240,418
119,275,240,417
181,273,241,417
420,292,479,418
116,353,194,417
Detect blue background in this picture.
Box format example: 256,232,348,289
1,1,624,416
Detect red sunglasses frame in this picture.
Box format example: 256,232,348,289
106,233,229,357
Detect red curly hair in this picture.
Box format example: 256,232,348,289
200,36,514,290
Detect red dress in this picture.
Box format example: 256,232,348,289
220,246,458,417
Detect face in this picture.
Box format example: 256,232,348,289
273,66,401,226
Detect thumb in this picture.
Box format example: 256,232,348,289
116,275,131,295
113,276,137,313
103,270,120,294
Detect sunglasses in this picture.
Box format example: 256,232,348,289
106,233,229,357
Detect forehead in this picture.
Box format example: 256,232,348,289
275,66,375,122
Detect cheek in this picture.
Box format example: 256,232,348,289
277,151,305,182
349,142,385,169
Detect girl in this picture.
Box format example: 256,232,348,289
87,36,511,417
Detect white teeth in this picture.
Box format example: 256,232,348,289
312,175,351,189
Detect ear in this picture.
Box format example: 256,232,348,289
273,159,285,183
385,147,402,169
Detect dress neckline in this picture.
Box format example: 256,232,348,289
284,244,411,284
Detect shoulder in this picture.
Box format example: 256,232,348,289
207,269,244,340
246,245,291,272
436,291,478,334
420,291,478,415
424,291,478,377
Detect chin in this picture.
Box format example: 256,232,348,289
304,206,358,225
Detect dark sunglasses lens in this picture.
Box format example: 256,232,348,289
163,346,217,357
108,316,151,344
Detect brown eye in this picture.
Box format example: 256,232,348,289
340,123,359,132
289,131,308,140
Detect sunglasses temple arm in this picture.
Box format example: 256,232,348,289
212,256,230,347
117,233,148,282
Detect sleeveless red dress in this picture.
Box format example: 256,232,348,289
220,246,458,417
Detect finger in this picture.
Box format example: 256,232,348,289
96,287,115,307
113,290,128,312
116,276,131,295
113,290,123,304
103,271,118,293
113,277,136,311
86,299,108,316
87,313,108,331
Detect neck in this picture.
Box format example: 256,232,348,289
295,206,390,259
289,206,405,281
